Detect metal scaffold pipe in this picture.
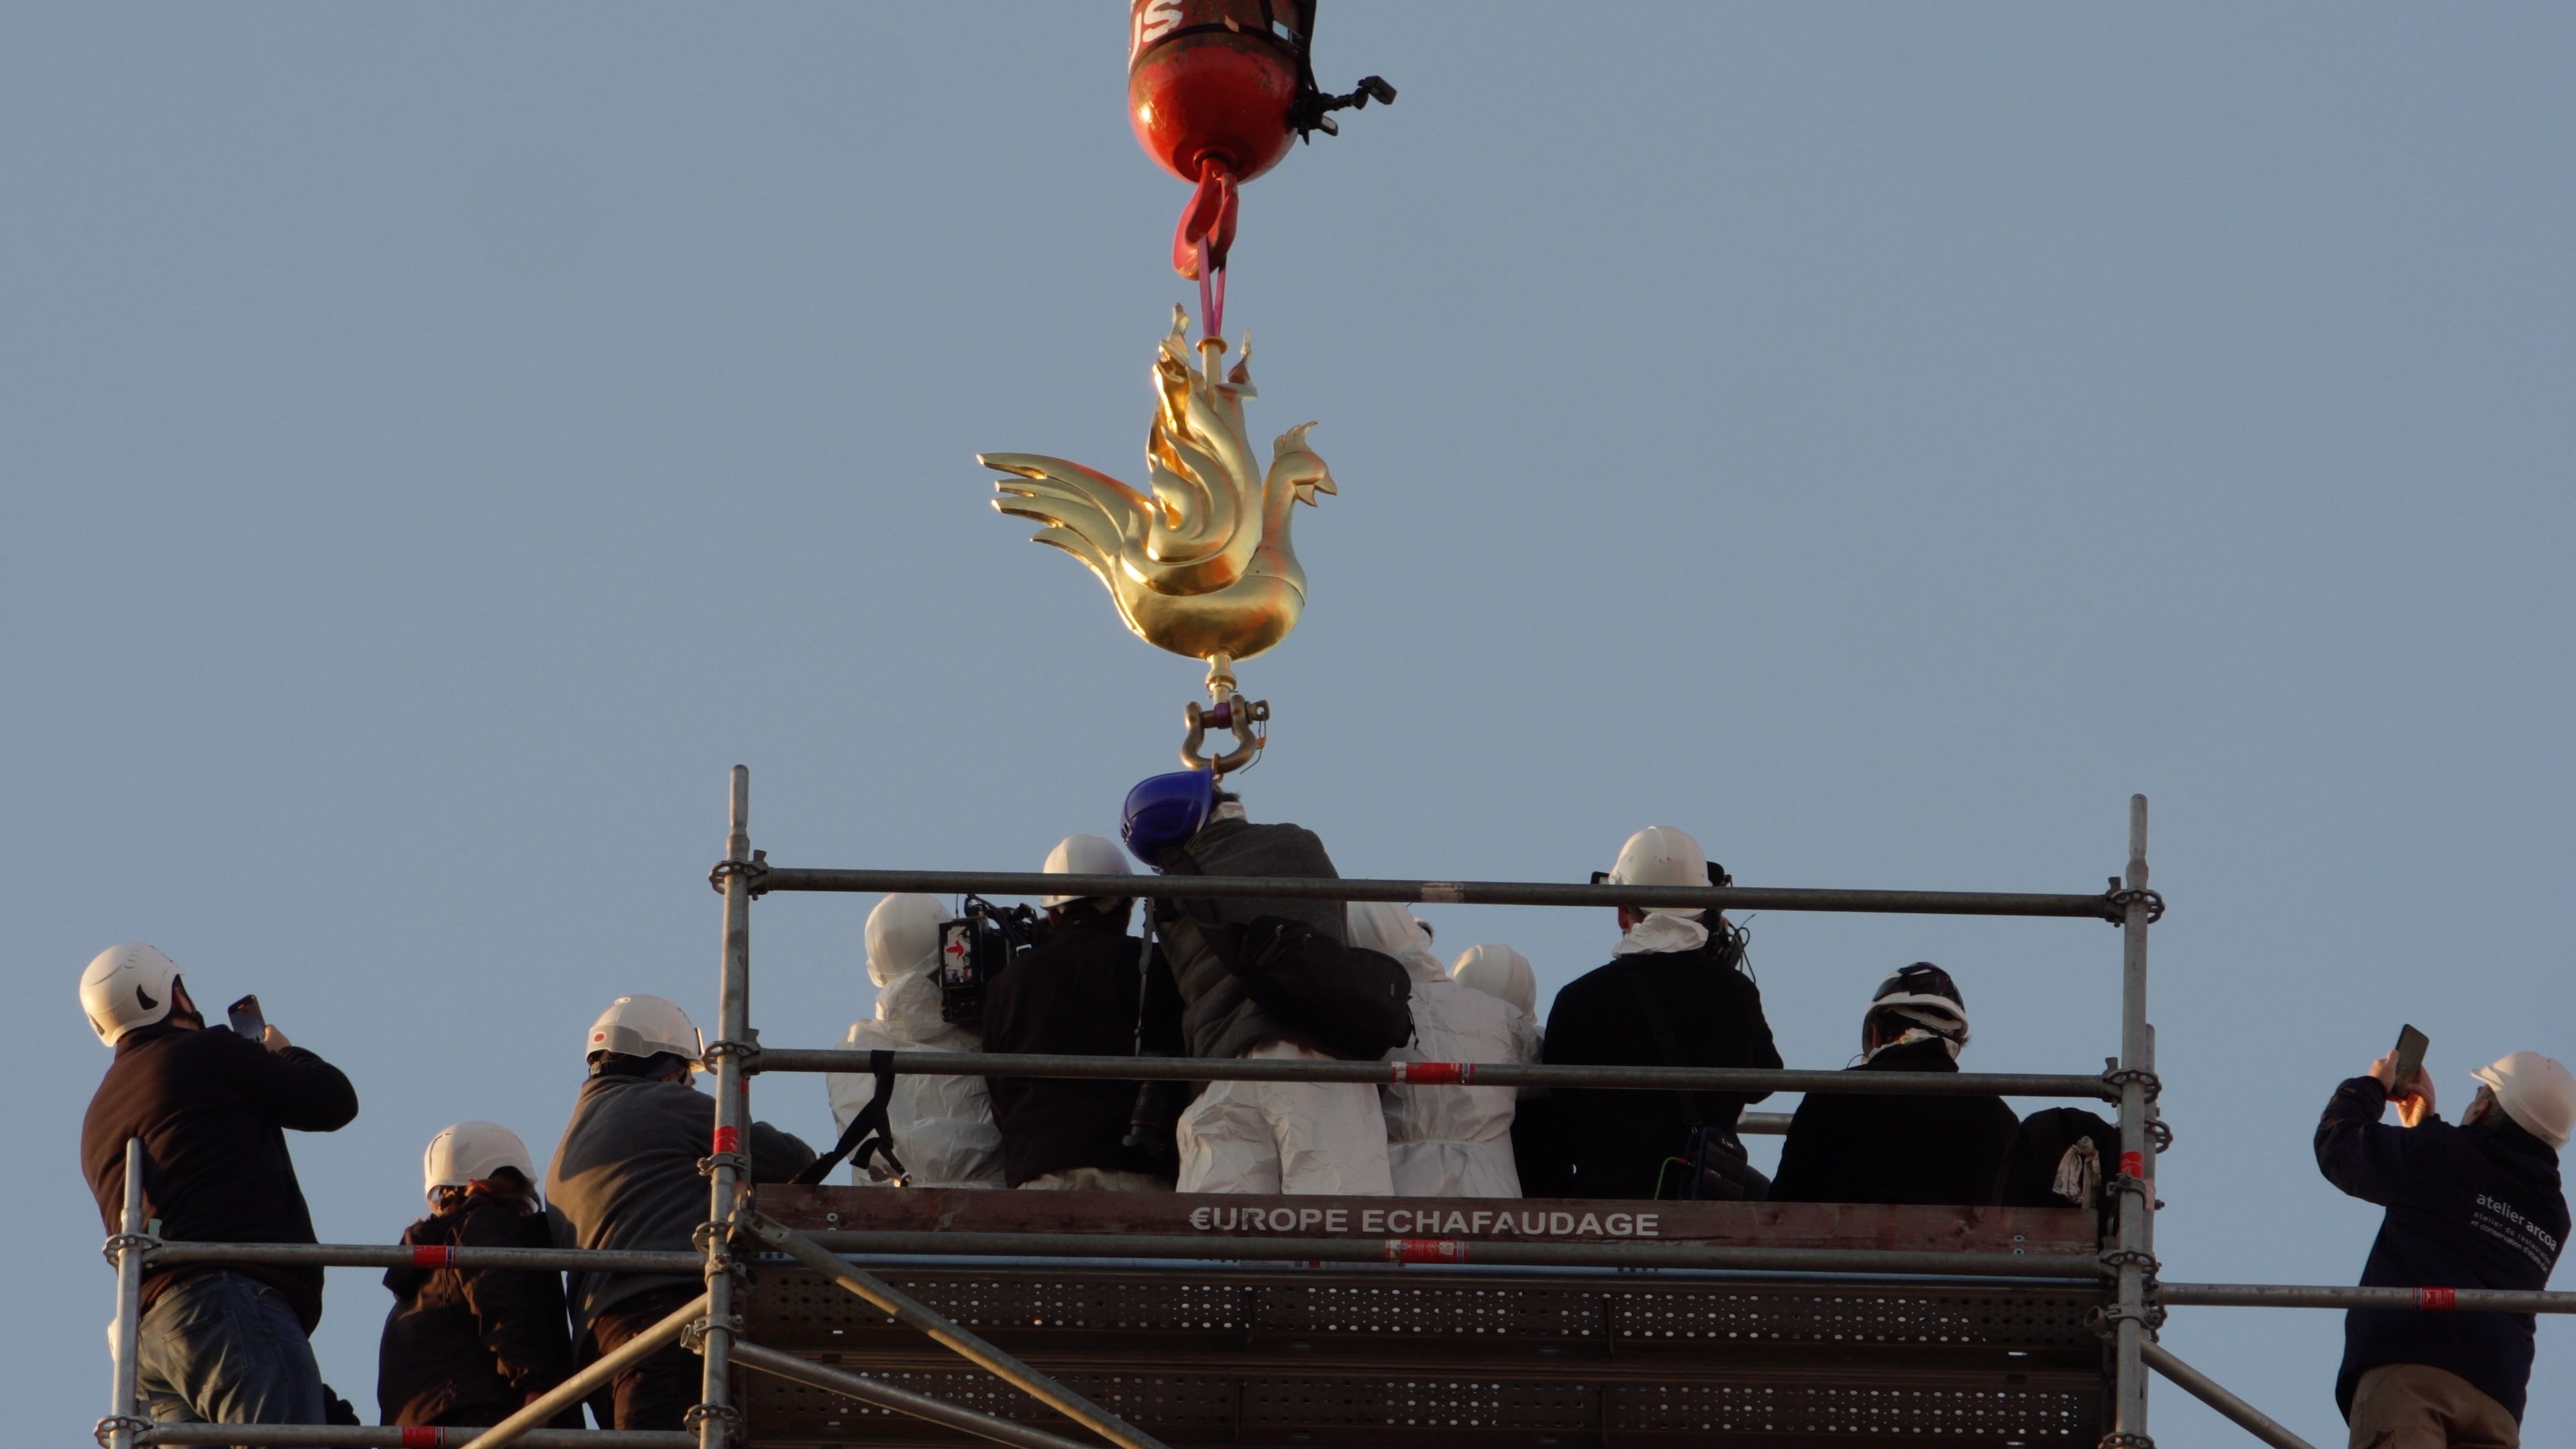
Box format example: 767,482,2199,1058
2159,1283,2576,1313
134,1423,690,1433
2111,793,2157,1448
697,765,755,1449
745,1048,2119,1100
100,1137,148,1449
794,1229,2105,1280
146,1242,704,1274
749,868,2129,920
2139,1340,2316,1449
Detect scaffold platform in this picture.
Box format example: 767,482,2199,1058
741,1189,2106,1448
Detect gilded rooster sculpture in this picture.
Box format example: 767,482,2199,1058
982,307,1336,688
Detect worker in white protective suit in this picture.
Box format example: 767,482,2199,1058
1123,770,1399,1195
1349,902,1524,1197
824,894,1006,1188
1450,944,1542,1061
1454,942,1560,1195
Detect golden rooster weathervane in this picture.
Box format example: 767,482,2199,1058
981,305,1336,775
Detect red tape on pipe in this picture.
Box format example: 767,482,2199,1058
712,1126,741,1155
1387,1238,1469,1265
1391,1062,1471,1085
410,1245,457,1269
2417,1286,2457,1311
400,1428,441,1448
2119,1150,2145,1179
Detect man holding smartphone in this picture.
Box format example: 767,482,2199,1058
2315,1037,2571,1447
78,942,360,1438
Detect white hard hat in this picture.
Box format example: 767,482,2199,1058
584,995,702,1067
865,894,947,989
1451,944,1537,1018
423,1121,537,1209
1041,833,1132,908
80,943,184,1047
1607,826,1709,918
2471,1051,2576,1150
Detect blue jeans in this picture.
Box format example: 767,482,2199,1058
134,1271,323,1445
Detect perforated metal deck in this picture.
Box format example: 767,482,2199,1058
739,1190,2108,1447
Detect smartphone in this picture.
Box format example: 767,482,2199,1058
2391,1023,2429,1100
227,994,267,1042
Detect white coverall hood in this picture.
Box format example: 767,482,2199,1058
828,893,1004,1188
1347,902,1447,984
1606,825,1711,953
1613,913,1711,955
1450,945,1537,1019
1352,904,1525,1197
1452,943,1544,1065
863,892,948,1026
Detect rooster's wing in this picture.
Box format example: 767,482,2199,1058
982,452,1157,587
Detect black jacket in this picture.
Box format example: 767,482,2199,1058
1156,818,1348,1061
2315,1075,2567,1424
81,1021,360,1331
547,1073,814,1334
378,1195,580,1428
1540,935,1781,1200
1768,1036,2019,1205
983,908,1184,1185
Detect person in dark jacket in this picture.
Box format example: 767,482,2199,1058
1123,771,1396,1195
1995,1106,2120,1235
2316,1046,2571,1446
547,995,815,1432
77,942,360,1436
378,1122,579,1430
983,835,1185,1189
1769,963,2019,1205
1541,827,1783,1200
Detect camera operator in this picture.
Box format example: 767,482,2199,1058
824,894,1008,1187
982,835,1185,1189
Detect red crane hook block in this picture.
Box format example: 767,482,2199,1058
1128,0,1309,191
1129,0,1393,310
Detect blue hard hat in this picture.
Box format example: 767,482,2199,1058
1121,770,1215,865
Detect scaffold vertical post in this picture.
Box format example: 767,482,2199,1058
698,764,754,1449
2109,793,2157,1447
103,1136,147,1449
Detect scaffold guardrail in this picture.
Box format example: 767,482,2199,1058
94,778,2564,1449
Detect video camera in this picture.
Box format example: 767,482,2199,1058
936,896,1044,1028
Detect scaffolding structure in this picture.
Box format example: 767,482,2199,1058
97,777,2576,1449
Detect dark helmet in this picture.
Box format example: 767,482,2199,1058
1868,962,1969,1045
1872,962,1965,1016
1120,770,1216,865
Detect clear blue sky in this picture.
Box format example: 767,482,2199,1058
7,6,2569,1442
